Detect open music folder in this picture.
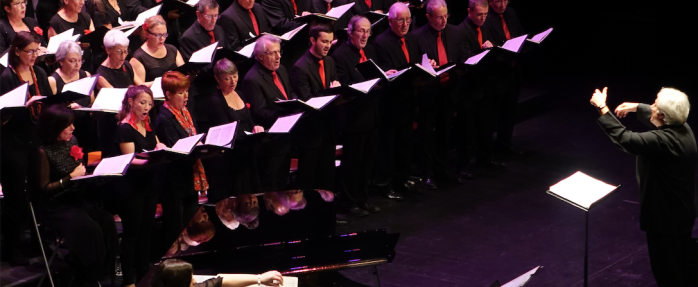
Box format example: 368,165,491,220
77,88,127,113
318,78,382,97
198,121,239,149
114,5,163,30
139,133,205,159
413,54,455,77
355,59,411,82
71,153,135,180
42,74,98,105
0,82,29,110
263,24,307,41
152,77,165,100
176,42,218,73
547,171,619,211
192,275,298,287
214,40,258,63
245,112,304,136
275,95,339,112
294,2,354,23
45,28,81,54
464,50,490,66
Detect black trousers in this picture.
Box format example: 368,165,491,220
417,90,454,178
339,130,376,205
456,94,497,164
116,195,158,286
0,141,32,255
374,119,413,189
646,231,698,287
495,82,521,148
160,194,200,253
295,135,336,191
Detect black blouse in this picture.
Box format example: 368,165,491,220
0,17,47,52
96,61,135,88
50,70,91,106
111,122,158,198
86,0,122,28
0,66,53,148
31,136,83,202
131,44,178,81
208,89,256,136
49,12,93,36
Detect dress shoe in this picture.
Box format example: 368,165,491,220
385,190,404,201
348,206,369,217
358,202,380,213
422,178,438,190
476,160,507,169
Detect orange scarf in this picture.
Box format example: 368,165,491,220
163,101,209,192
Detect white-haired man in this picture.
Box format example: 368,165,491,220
591,87,697,287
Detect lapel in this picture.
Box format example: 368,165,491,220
193,22,210,48
258,66,285,100
306,53,323,88
235,3,257,36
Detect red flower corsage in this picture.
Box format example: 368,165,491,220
246,103,251,109
142,22,149,32
33,27,43,36
84,29,92,35
70,145,84,161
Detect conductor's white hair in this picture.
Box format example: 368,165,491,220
426,0,447,15
388,2,410,19
55,41,82,62
656,88,690,125
103,29,129,50
253,35,281,58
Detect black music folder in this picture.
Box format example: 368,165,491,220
71,153,135,181
275,95,339,112
41,75,98,105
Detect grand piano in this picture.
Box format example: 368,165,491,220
137,190,399,286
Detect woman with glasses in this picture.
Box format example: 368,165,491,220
130,15,184,83
48,0,96,72
0,31,52,265
0,0,47,52
96,29,148,89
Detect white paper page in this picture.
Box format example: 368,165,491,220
135,5,162,25
501,34,528,53
69,34,81,42
151,77,165,100
502,266,540,287
530,28,553,43
349,78,380,93
465,49,490,65
205,122,238,146
185,0,200,6
419,53,437,75
387,67,410,79
171,133,205,153
237,41,256,58
118,17,123,25
326,2,354,18
89,88,127,112
549,171,618,209
46,28,75,54
93,153,134,175
434,64,455,75
0,83,28,109
0,52,8,67
305,95,336,110
61,75,97,95
268,113,303,133
280,24,307,40
190,42,218,63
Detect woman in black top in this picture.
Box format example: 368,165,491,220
97,29,148,89
130,15,184,82
0,0,47,52
48,0,95,72
151,259,282,287
28,105,118,285
206,59,264,202
111,85,166,287
86,0,122,29
0,32,52,264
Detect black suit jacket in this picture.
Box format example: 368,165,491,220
412,23,466,102
350,0,389,14
219,1,272,51
457,16,498,100
373,28,418,123
241,61,297,129
179,20,226,61
309,0,352,30
261,0,306,34
153,106,199,200
330,41,378,133
485,6,525,46
597,104,697,235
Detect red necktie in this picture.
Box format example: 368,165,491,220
476,26,483,48
327,2,331,12
365,0,371,9
248,9,260,35
499,14,511,40
400,37,409,63
208,30,216,44
318,59,326,88
359,49,367,63
290,0,298,15
271,71,288,100
437,31,449,84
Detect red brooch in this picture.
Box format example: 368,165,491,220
70,145,84,161
33,27,43,36
246,103,251,109
123,66,127,72
84,29,92,35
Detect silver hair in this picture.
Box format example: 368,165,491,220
347,15,369,33
196,0,218,14
213,58,238,78
388,2,411,19
469,0,488,10
656,88,690,125
55,40,82,62
426,0,447,15
253,35,281,58
103,29,129,49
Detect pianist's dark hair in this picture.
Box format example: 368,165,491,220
309,23,333,40
8,31,40,68
151,259,193,287
38,104,76,145
118,85,154,121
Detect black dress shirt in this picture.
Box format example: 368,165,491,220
240,61,296,129
330,41,378,132
485,5,525,46
373,28,418,123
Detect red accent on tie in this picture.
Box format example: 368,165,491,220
290,0,298,15
208,30,216,44
400,37,410,63
359,49,367,63
327,2,331,12
436,31,449,84
271,71,288,100
476,26,483,48
499,14,511,40
365,0,371,9
248,9,260,35
318,59,326,88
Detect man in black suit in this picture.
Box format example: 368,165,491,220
308,0,352,31
290,23,340,191
412,0,467,188
486,0,525,156
330,15,380,216
261,0,308,34
372,2,418,200
218,0,272,51
241,34,295,191
592,87,698,287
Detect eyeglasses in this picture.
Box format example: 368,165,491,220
202,14,219,20
263,50,282,56
392,17,412,25
354,29,372,36
11,0,27,7
147,30,169,39
21,49,41,56
111,49,130,56
432,14,449,21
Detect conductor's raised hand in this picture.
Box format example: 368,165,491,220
614,102,639,118
260,271,283,286
590,87,608,108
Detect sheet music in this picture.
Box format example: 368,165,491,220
501,34,528,53
46,28,76,54
465,50,490,65
305,95,336,110
279,24,307,40
61,75,97,95
185,0,199,5
92,153,134,176
151,77,165,100
205,122,238,146
0,52,8,67
530,28,553,43
326,2,354,18
419,53,437,75
268,113,303,133
135,5,162,25
388,67,410,79
237,41,256,58
0,83,28,109
124,26,138,37
349,78,380,93
79,88,127,112
549,171,618,210
190,42,218,63
502,266,540,287
171,133,205,153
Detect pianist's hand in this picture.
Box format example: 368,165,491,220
385,69,398,76
615,102,639,118
260,271,283,286
330,80,341,88
252,126,265,134
70,163,86,178
482,40,493,49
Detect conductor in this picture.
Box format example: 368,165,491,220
590,87,697,286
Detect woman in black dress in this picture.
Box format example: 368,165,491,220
130,15,184,82
110,85,166,287
29,104,118,285
151,259,282,287
206,59,264,203
86,0,122,29
48,0,96,72
97,28,147,89
0,0,47,52
0,31,52,265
